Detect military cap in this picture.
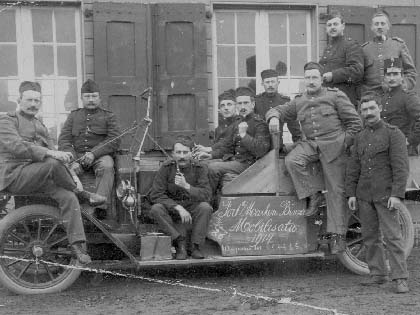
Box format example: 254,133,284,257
218,89,236,103
372,9,390,22
384,57,402,74
303,61,324,73
261,69,279,80
235,86,255,98
173,135,194,150
81,79,100,94
19,81,41,94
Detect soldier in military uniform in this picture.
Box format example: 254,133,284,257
148,135,212,260
0,81,106,264
58,79,121,218
319,11,364,106
193,89,238,160
361,10,417,95
254,69,301,149
207,87,271,193
346,94,409,293
267,62,362,254
379,58,420,154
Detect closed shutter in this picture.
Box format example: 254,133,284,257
93,3,152,151
153,3,209,149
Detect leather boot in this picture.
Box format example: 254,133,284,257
77,190,107,207
360,275,389,286
191,243,204,259
175,237,187,260
71,242,92,264
304,192,323,217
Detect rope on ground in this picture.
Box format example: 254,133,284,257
0,254,347,315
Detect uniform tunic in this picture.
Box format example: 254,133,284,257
149,160,212,244
212,115,238,152
266,87,362,234
255,92,301,143
345,120,409,279
380,86,420,146
319,36,364,105
0,111,86,244
362,36,417,94
58,107,121,208
58,107,121,158
208,112,271,193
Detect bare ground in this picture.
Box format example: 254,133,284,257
1,249,420,315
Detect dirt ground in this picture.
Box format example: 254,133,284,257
1,248,420,315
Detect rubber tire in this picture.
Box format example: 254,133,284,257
0,205,82,294
338,202,414,275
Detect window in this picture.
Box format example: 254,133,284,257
213,9,313,119
0,5,82,144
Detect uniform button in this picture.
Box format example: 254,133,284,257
369,143,371,146
84,139,88,142
384,116,387,119
87,118,90,121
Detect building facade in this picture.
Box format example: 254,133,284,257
1,0,420,151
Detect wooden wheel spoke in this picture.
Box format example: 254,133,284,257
17,262,32,279
9,232,28,245
43,223,59,243
22,223,33,241
353,244,365,258
3,246,29,254
6,259,22,268
42,263,55,281
36,218,42,241
347,237,364,247
48,235,68,248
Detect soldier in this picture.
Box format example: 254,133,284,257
0,81,106,264
255,69,301,149
58,79,121,219
362,10,417,95
379,57,420,154
193,89,238,160
207,87,271,192
319,10,364,106
346,94,409,293
148,135,212,260
266,62,362,254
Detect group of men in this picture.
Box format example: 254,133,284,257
0,79,121,265
0,9,416,293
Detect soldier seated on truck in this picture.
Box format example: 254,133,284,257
206,87,271,195
193,89,238,161
148,135,213,260
0,81,107,265
58,79,121,221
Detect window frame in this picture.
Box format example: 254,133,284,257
211,4,318,127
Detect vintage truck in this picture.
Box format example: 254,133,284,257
0,116,416,295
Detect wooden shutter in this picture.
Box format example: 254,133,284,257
153,3,209,149
329,5,420,93
93,3,152,151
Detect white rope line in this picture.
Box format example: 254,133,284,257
0,254,347,314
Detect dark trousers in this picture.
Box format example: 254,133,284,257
285,141,348,234
207,160,249,194
149,202,212,245
7,158,86,244
359,199,409,280
77,154,114,209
